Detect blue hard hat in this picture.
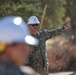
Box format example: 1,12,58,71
0,16,39,45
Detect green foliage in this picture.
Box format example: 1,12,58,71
45,0,66,29
0,0,75,30
65,0,76,38
0,0,42,22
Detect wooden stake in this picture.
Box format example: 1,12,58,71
39,4,47,31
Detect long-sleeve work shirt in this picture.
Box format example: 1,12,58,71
28,27,65,75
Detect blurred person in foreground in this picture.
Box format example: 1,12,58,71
27,16,71,75
0,16,39,75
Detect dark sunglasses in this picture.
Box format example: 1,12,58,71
31,24,39,27
11,42,25,46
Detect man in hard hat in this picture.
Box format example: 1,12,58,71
0,16,39,75
27,16,71,75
